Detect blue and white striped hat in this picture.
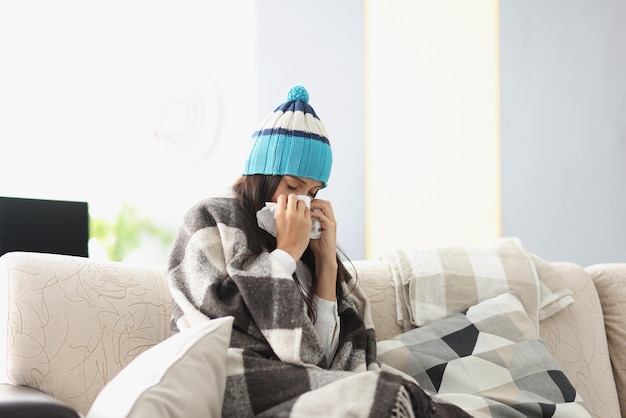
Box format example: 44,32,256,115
243,85,332,187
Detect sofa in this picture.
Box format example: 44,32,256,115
0,238,624,417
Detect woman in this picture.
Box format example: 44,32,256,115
168,86,469,417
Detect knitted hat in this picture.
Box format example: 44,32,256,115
243,85,332,187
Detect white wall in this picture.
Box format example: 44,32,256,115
0,1,366,262
365,1,501,258
257,0,366,259
0,1,258,263
500,1,626,264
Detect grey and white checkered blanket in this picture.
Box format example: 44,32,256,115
168,197,470,418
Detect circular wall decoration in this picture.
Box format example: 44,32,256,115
153,81,222,166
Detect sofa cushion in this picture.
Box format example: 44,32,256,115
87,316,233,418
377,292,590,417
350,260,403,341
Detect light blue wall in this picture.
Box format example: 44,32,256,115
257,1,366,259
500,1,626,264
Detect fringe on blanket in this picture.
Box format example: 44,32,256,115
392,386,416,418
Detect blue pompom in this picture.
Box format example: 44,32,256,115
287,85,309,103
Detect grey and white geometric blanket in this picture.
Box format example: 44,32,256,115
168,197,471,418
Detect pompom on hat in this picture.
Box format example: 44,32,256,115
243,85,332,187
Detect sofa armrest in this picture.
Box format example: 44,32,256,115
586,263,626,418
0,384,81,418
0,251,171,415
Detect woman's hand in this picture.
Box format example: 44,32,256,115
308,198,337,263
274,194,312,261
309,198,339,301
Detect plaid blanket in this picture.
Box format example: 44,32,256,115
381,238,574,335
168,197,470,418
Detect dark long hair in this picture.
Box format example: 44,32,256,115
232,175,353,321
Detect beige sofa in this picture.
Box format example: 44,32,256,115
0,247,625,417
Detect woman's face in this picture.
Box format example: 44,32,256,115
271,175,323,202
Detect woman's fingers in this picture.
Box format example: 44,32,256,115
274,194,311,260
277,194,310,213
310,198,333,214
310,199,336,226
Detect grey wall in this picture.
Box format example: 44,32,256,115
257,1,366,259
500,1,626,264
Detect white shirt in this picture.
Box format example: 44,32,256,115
271,249,340,361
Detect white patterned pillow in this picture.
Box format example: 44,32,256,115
377,292,590,417
87,316,233,418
